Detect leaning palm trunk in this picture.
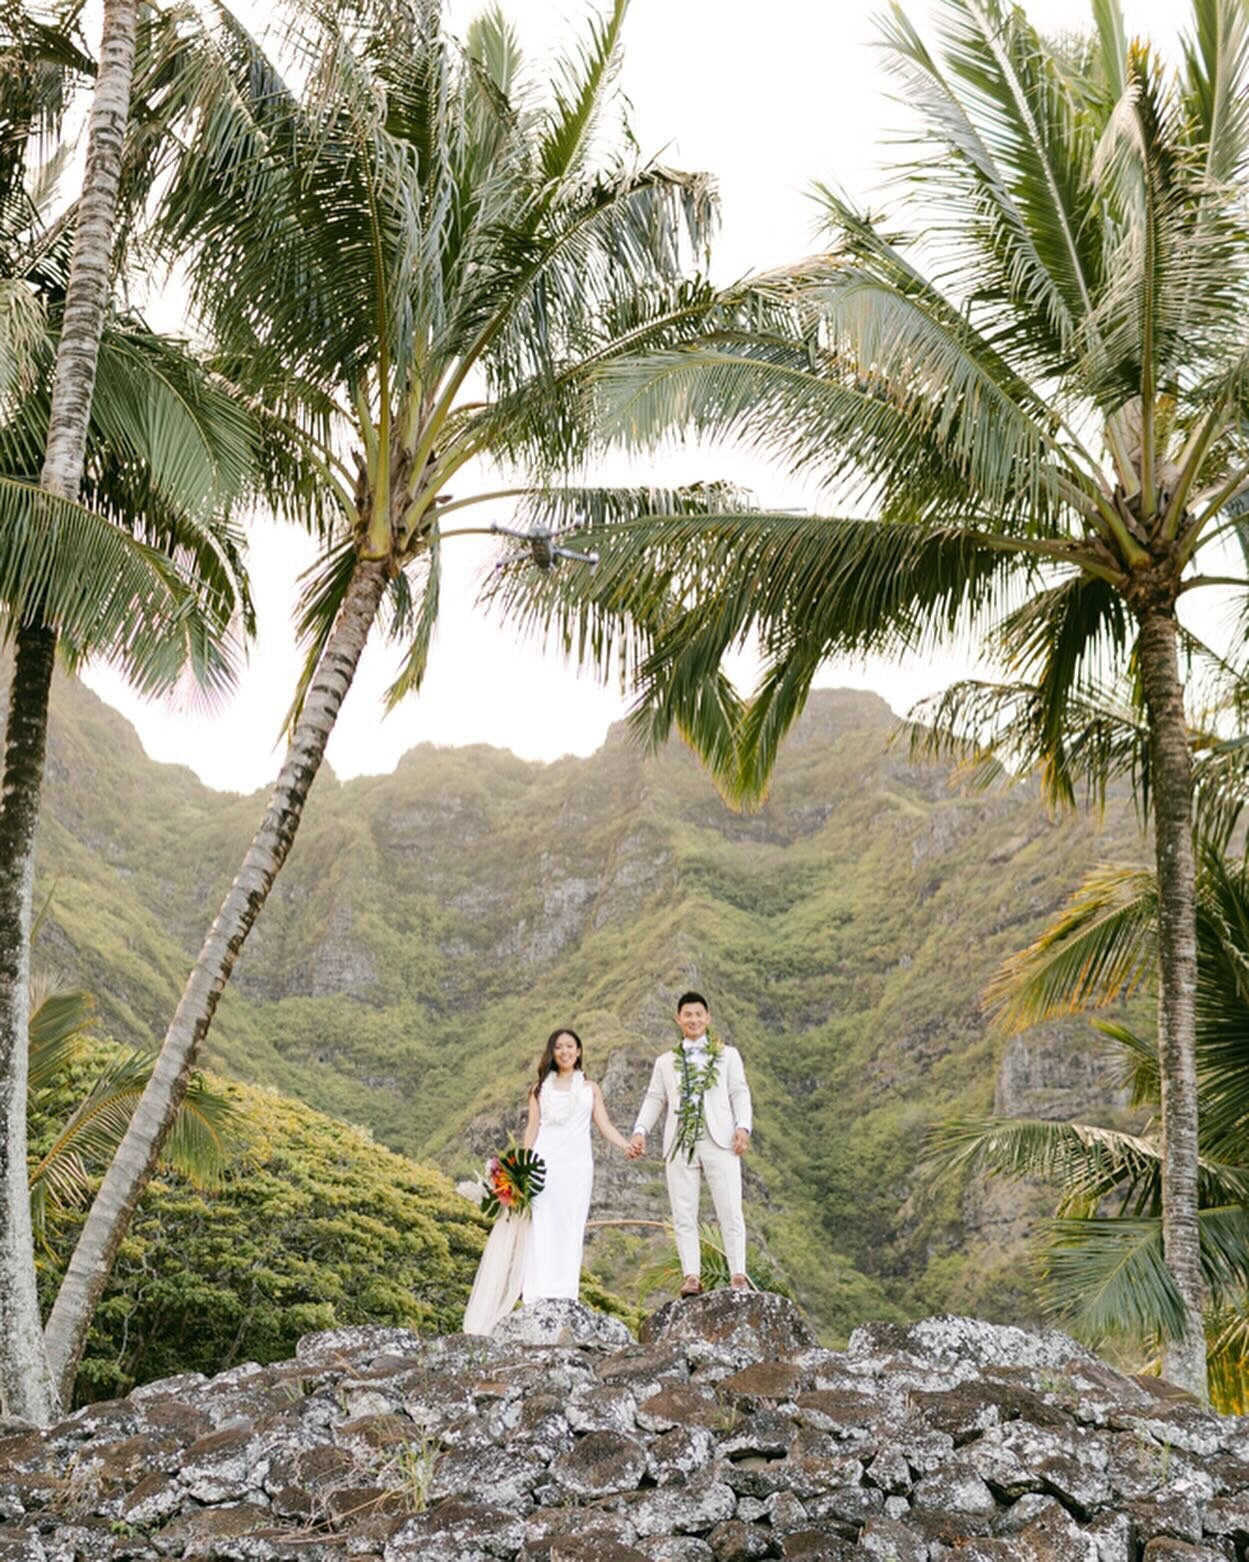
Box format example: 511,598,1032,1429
43,557,389,1403
0,0,138,1422
39,0,723,1402
1136,608,1206,1397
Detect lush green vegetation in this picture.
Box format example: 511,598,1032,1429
32,674,1150,1343
31,1033,490,1403
931,846,1249,1411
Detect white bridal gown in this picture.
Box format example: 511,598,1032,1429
523,1071,593,1303
461,1071,593,1334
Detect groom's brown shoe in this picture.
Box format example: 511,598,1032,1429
729,1274,750,1291
679,1275,702,1297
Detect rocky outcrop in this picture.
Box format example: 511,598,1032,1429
1,1296,1245,1561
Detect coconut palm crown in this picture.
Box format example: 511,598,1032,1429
43,0,738,1406
497,0,1249,1396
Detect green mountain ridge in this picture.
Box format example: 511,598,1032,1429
33,675,1145,1336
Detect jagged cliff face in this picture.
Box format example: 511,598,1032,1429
0,1297,1238,1560
32,679,1148,1335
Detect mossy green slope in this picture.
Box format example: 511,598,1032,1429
31,1039,490,1402
34,677,1144,1338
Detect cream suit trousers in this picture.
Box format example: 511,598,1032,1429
666,1135,746,1277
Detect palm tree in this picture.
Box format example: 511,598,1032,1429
0,1,257,1421
504,0,1249,1396
42,0,733,1405
928,843,1249,1410
26,979,239,1246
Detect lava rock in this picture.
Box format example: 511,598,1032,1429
706,1519,771,1561
636,1385,723,1433
384,1498,525,1560
548,1542,648,1562
911,1463,998,1516
493,1300,633,1351
848,1315,1098,1372
640,1293,818,1364
716,1361,806,1407
618,1470,736,1537
856,1516,927,1561
551,1429,649,1497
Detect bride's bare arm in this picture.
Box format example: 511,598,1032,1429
591,1082,631,1152
522,1092,539,1150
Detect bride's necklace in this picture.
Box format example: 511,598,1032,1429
542,1069,582,1123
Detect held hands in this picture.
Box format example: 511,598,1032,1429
628,1130,747,1157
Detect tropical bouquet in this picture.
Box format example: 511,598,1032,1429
479,1146,546,1219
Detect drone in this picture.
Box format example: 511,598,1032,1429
490,521,599,572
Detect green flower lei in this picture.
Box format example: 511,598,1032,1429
668,1029,724,1162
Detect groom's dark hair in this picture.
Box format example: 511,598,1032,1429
676,991,709,1012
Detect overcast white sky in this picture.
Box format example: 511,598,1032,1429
82,0,1188,794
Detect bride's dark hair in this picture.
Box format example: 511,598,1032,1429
531,1028,583,1096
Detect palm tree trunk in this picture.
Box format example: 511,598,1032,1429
0,0,138,1423
39,0,138,498
43,556,390,1405
0,627,58,1421
1136,605,1207,1399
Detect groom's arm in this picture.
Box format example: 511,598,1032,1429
631,1057,667,1145
727,1047,752,1148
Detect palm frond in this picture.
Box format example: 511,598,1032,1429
0,474,237,695
1194,736,1249,854
876,0,1102,375
924,1114,1168,1215
983,863,1157,1030
1041,1206,1249,1340
483,484,753,689
1191,846,1249,1160
464,6,524,102
27,986,94,1091
535,0,626,194
1095,1018,1160,1110
597,333,1073,532
83,325,258,526
0,278,45,409
283,532,359,734
630,1221,787,1299
1091,0,1128,101
478,165,718,408
29,1052,242,1220
383,533,439,710
161,1071,243,1188
1040,1215,1187,1339
154,5,391,393
1181,0,1249,188
1209,1301,1249,1413
908,676,1151,812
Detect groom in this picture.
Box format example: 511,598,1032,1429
627,991,753,1295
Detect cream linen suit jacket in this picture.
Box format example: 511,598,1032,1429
636,1045,752,1155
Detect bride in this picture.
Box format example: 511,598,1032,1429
522,1028,631,1302
463,1027,630,1333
